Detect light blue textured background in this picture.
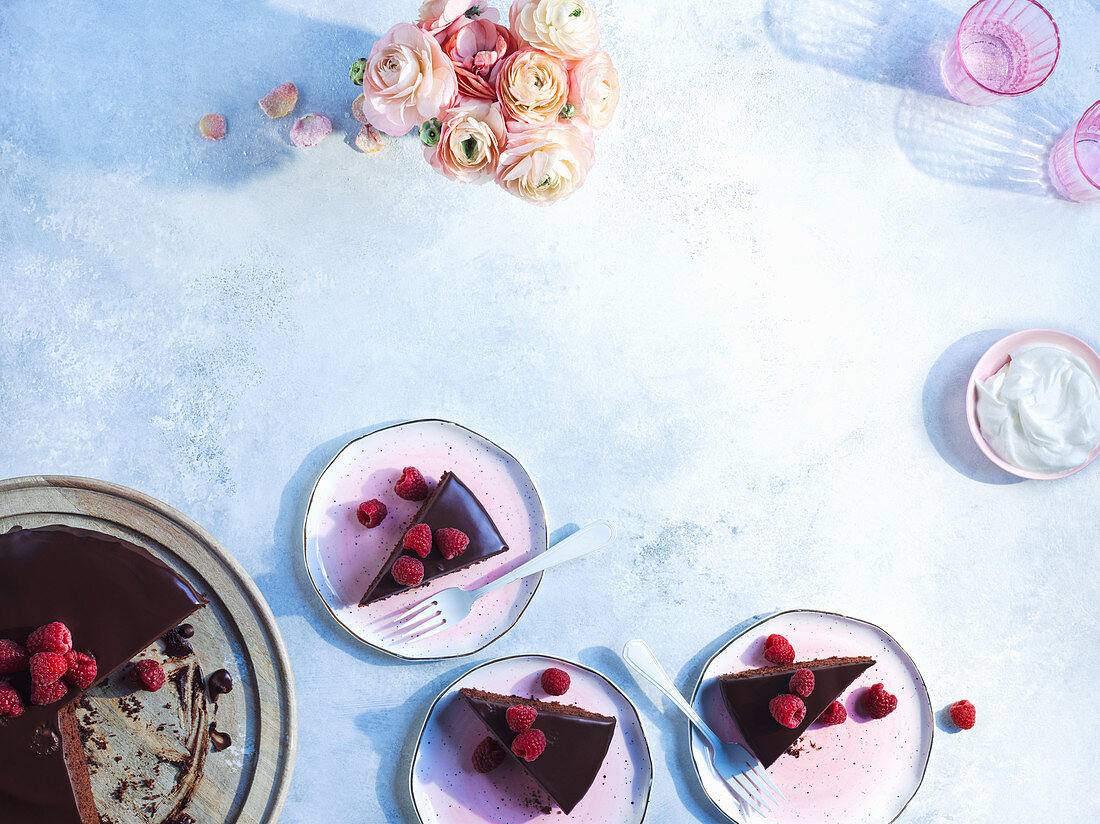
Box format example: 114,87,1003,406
2,0,1099,821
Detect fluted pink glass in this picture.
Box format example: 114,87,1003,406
941,0,1059,105
1048,102,1100,203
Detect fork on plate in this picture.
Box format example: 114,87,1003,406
386,519,616,646
621,639,784,819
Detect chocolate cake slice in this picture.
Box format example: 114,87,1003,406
0,526,206,824
719,656,875,768
460,687,616,814
359,472,509,606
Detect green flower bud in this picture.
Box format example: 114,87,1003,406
570,5,583,16
419,118,443,147
465,4,485,18
559,103,577,120
349,57,367,86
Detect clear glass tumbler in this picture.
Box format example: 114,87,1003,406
941,0,1060,106
1048,102,1100,203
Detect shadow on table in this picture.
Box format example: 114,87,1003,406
763,0,955,97
895,93,1070,197
922,331,1024,485
1,0,375,188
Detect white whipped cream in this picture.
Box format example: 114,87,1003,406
976,345,1100,473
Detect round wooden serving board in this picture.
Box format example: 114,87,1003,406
0,476,296,824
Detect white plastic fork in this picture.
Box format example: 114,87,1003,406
387,520,616,646
621,639,784,820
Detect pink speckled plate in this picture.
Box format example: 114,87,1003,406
303,419,547,660
966,328,1100,480
690,611,933,824
410,654,652,823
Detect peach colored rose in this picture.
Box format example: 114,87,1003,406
496,120,594,204
495,50,569,126
568,51,619,131
425,99,507,184
360,23,458,136
444,19,514,100
509,0,600,61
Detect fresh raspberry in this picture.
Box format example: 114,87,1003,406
863,683,898,719
511,729,547,761
63,651,98,690
30,652,68,686
819,700,847,726
949,700,976,730
402,524,433,558
471,736,506,773
26,622,72,656
541,667,571,696
763,634,795,665
129,659,166,692
394,467,429,501
30,679,68,706
0,639,30,674
356,499,387,528
769,694,807,728
0,681,24,718
435,528,469,560
391,556,425,587
506,704,538,732
789,668,815,698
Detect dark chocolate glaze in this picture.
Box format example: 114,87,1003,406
460,688,616,815
360,472,510,605
207,669,232,701
162,625,194,658
208,723,231,752
719,656,875,768
0,526,206,824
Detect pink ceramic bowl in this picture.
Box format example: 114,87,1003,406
966,329,1100,480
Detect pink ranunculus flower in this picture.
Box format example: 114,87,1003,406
494,49,570,126
360,23,458,136
425,98,507,184
443,19,514,100
568,51,619,131
418,0,500,42
509,0,600,62
496,119,595,204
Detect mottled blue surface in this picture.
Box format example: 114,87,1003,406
2,0,1099,822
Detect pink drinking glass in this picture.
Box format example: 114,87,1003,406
1049,101,1100,203
941,0,1060,106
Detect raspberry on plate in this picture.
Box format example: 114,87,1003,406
394,467,429,501
64,651,98,690
30,680,69,706
402,523,433,558
542,667,571,696
506,704,538,732
435,528,469,560
819,700,847,726
356,499,387,528
471,736,506,773
863,683,898,719
30,651,68,686
27,622,73,656
763,634,795,665
949,699,976,730
769,694,807,728
0,681,24,718
789,668,815,698
511,729,547,761
0,639,30,674
391,556,425,587
129,659,166,692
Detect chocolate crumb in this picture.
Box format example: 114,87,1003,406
163,625,194,658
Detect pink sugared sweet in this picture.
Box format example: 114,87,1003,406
259,82,298,119
352,94,369,124
198,114,227,140
354,124,384,154
289,114,332,147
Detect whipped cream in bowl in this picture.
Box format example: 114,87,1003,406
967,330,1100,479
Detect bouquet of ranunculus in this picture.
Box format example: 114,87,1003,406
350,0,619,205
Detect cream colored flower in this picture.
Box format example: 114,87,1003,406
568,51,618,131
426,99,507,184
509,0,600,61
496,120,594,204
360,23,458,136
495,50,570,125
